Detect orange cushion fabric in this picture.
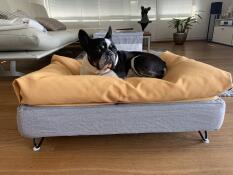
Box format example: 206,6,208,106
13,51,232,105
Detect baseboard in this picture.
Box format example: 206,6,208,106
151,39,207,43
151,37,208,42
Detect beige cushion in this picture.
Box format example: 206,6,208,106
35,17,66,31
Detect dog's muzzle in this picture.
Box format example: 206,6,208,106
99,50,117,70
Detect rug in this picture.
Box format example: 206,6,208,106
220,88,233,97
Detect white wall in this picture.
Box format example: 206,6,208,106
144,0,230,41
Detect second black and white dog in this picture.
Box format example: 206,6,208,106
78,27,167,79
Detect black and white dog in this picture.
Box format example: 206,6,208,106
78,27,167,79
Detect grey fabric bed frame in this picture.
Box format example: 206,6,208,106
17,97,226,151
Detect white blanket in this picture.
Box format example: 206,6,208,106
0,18,47,32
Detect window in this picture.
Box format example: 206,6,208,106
157,0,195,20
45,0,157,22
45,0,195,22
99,0,156,21
46,0,99,21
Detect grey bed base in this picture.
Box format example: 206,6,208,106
17,98,226,151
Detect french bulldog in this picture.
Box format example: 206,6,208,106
78,26,167,79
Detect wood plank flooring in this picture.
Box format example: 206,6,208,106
0,41,233,175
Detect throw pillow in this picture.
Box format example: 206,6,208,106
35,17,66,31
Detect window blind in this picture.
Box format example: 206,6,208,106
46,0,156,22
157,0,194,19
46,0,99,21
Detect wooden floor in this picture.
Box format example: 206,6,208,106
0,41,233,175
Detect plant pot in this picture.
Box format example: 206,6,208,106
173,33,187,45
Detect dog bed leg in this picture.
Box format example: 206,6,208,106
33,137,45,151
198,131,209,144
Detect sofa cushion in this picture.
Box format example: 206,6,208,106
0,28,78,51
35,17,66,31
13,51,232,106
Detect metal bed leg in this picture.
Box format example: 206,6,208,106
33,137,45,152
198,131,210,144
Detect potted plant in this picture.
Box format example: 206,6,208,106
169,14,201,45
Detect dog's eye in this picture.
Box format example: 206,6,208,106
109,45,116,51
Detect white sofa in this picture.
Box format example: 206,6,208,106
0,0,78,76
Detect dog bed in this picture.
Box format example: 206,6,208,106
17,97,225,151
13,51,232,105
13,51,232,151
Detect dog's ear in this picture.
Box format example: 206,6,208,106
105,26,112,40
141,6,144,11
79,29,90,50
147,7,151,11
